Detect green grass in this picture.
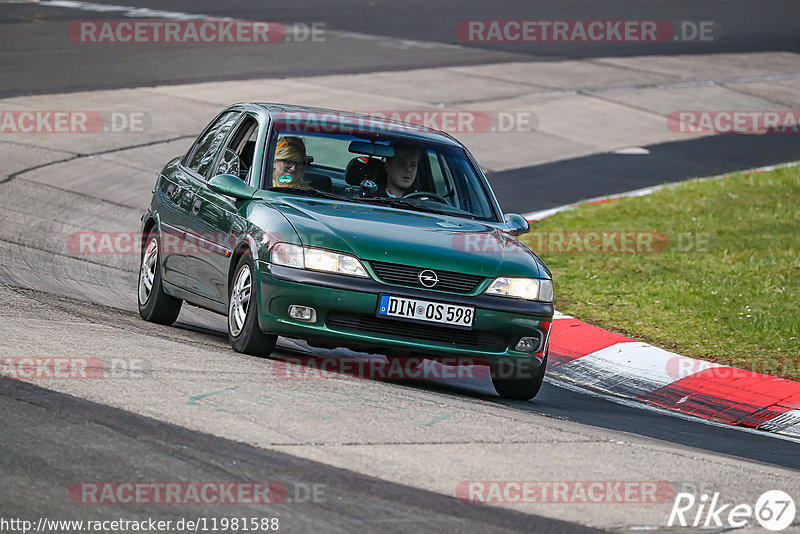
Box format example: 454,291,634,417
521,165,800,381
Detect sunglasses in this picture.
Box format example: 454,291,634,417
278,159,306,170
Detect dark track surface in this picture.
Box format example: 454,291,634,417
0,378,602,534
491,132,800,214
266,342,800,471
2,0,800,97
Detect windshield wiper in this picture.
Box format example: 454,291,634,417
358,196,477,219
266,187,350,201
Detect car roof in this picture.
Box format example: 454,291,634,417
228,102,464,147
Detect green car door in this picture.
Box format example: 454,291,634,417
184,112,263,304
153,160,195,289
176,110,241,301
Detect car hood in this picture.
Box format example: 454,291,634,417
267,196,544,279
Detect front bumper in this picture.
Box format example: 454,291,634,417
255,261,553,362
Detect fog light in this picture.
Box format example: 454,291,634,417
288,305,316,322
515,337,540,353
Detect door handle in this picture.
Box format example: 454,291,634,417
192,198,202,214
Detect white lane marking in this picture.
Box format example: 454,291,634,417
759,409,800,436
38,0,228,20
325,29,464,50
524,160,800,220
35,0,464,50
525,183,671,221
610,146,650,155
552,341,720,399
515,71,800,101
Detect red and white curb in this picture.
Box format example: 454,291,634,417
546,313,800,437
525,161,800,437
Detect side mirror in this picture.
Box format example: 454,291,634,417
504,213,530,236
208,174,257,200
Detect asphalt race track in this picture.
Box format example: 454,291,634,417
3,0,800,97
1,1,799,533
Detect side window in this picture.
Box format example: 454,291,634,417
428,149,460,207
428,150,446,192
447,154,492,218
216,116,259,182
185,111,240,178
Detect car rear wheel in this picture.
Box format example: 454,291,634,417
490,353,547,400
138,230,182,325
228,253,277,357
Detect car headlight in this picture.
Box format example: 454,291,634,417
270,242,304,268
271,243,369,278
305,247,369,277
484,277,553,302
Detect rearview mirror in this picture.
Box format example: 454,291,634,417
208,174,257,200
504,213,530,236
348,141,394,158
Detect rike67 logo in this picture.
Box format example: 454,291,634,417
668,490,796,531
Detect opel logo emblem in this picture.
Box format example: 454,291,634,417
418,269,438,288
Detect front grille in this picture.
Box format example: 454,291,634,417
369,260,484,293
327,312,508,351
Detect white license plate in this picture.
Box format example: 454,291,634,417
377,295,474,329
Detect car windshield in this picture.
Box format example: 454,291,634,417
263,112,499,221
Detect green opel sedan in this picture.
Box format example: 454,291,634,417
138,103,554,399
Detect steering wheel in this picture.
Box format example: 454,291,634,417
403,191,449,204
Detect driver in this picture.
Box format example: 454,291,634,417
382,145,421,197
272,136,311,188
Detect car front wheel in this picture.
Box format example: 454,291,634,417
490,353,547,400
228,253,277,357
138,230,182,325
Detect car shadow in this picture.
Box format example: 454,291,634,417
269,338,552,405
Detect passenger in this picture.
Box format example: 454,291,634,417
272,136,310,188
382,145,421,197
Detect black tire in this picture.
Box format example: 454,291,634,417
490,353,548,400
138,230,182,325
228,253,277,357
